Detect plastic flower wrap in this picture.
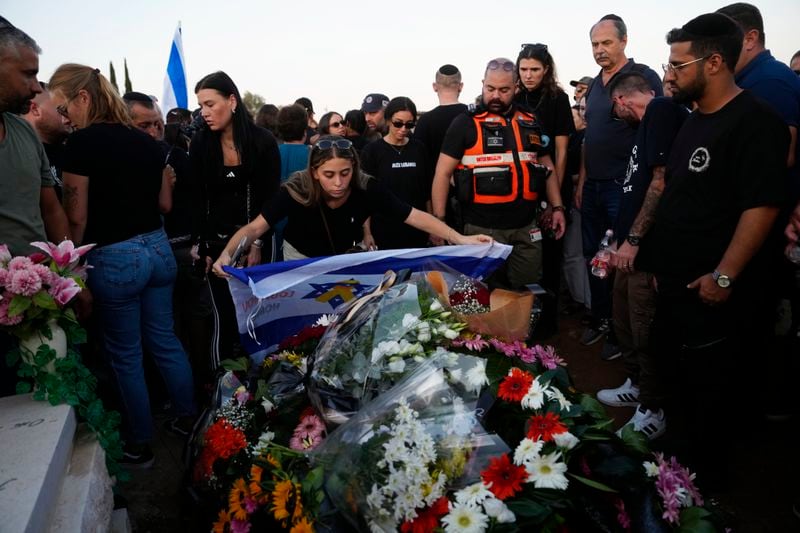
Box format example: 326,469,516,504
313,359,508,532
307,272,469,425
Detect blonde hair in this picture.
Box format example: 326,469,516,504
48,63,132,127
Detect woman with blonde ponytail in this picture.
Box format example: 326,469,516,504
49,63,196,467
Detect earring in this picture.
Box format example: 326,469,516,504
232,107,237,115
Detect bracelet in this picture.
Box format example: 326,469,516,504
551,205,565,213
251,239,263,249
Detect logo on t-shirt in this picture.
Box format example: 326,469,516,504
226,171,236,178
623,145,638,192
688,147,710,173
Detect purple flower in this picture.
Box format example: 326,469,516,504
9,269,42,297
463,334,489,351
30,240,95,269
230,519,251,533
490,338,517,357
614,498,631,530
651,453,704,525
533,345,566,370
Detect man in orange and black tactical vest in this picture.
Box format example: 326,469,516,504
432,57,566,290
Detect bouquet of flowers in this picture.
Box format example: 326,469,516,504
308,274,469,424
0,241,91,340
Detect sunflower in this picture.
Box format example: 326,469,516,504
272,479,293,521
291,483,305,523
249,465,264,499
289,517,314,533
228,478,250,521
212,509,231,533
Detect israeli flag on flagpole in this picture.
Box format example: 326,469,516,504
223,243,512,364
161,22,187,118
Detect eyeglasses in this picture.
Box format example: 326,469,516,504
486,59,515,72
315,138,353,151
56,103,70,118
662,55,711,74
520,43,548,51
391,120,416,130
329,121,344,129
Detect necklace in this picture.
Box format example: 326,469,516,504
385,138,408,156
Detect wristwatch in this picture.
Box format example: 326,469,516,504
625,234,641,246
711,270,732,288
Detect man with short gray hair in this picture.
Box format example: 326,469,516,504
575,14,662,358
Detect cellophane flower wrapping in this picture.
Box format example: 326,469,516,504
307,274,469,425
312,358,508,532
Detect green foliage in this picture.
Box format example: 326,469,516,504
568,473,618,493
16,324,128,482
8,294,32,317
677,507,717,533
620,424,651,455
242,91,266,117
221,357,250,372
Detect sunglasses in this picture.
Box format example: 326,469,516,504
520,43,548,51
329,121,344,129
391,120,416,130
315,138,353,151
486,59,515,72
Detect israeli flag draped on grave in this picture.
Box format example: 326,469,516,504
223,243,512,364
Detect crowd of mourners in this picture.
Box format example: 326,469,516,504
2,4,800,499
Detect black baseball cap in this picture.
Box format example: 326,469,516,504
361,93,389,113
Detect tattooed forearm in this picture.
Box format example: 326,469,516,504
629,166,666,237
62,184,79,211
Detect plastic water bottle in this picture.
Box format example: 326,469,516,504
591,229,614,278
787,243,800,265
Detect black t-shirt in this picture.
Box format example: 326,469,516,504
615,98,689,243
637,91,788,283
42,142,64,200
360,138,431,249
62,123,163,247
440,105,546,229
413,103,468,166
513,88,574,150
189,125,280,242
584,60,663,181
262,178,413,257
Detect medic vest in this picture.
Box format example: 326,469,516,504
454,108,550,207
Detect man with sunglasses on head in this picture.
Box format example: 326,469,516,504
432,57,565,292
575,14,663,360
635,13,788,488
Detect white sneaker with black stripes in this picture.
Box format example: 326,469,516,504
618,405,666,440
597,378,640,407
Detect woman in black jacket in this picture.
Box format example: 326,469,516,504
190,71,280,366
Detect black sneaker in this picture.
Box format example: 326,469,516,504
121,444,154,469
600,340,623,361
580,319,609,346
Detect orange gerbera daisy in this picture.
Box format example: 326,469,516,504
481,453,528,500
527,412,568,442
212,509,231,533
272,479,293,522
290,517,314,533
497,367,534,403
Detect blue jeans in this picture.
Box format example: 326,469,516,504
88,228,195,444
580,179,622,321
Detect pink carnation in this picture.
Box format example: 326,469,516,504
9,269,42,297
0,268,8,287
0,298,23,326
7,256,34,272
48,276,81,306
32,264,55,284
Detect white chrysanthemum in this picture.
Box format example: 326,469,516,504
261,398,275,414
402,313,418,329
521,379,546,409
367,484,385,510
448,368,463,382
525,452,569,490
513,437,544,465
442,502,490,533
553,431,579,450
545,387,572,411
464,361,489,393
455,482,494,506
387,357,406,373
643,461,659,477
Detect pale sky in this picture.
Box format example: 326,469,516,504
3,0,799,114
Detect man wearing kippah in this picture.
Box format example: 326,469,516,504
636,12,789,490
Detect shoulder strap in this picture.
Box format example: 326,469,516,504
319,206,337,254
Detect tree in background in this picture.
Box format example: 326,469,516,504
124,58,132,94
243,91,266,116
109,61,119,93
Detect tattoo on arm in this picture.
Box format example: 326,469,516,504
629,167,666,237
63,184,79,211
